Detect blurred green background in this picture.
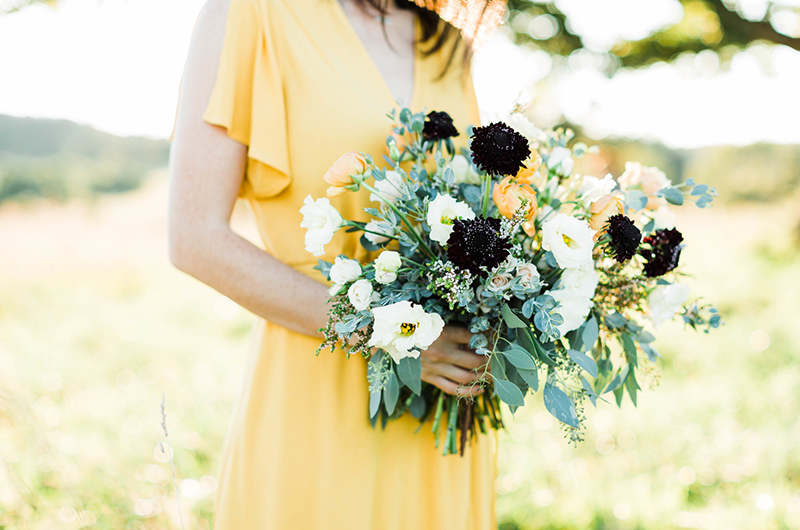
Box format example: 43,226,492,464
1,0,800,529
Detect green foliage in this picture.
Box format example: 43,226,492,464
0,114,169,204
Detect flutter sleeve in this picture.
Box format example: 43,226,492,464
203,0,291,199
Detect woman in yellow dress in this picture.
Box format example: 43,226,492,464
169,0,499,527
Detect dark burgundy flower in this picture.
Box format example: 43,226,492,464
470,122,530,176
640,228,683,277
446,217,511,278
423,111,459,142
605,214,641,263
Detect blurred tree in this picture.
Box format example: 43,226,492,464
507,0,800,71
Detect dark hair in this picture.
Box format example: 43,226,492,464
354,0,469,76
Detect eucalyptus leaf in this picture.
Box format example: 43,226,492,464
580,376,597,407
568,349,598,378
660,187,684,206
409,395,426,419
625,369,641,406
691,184,708,196
369,388,382,418
490,354,507,381
397,357,422,395
501,304,527,329
502,343,537,370
543,382,579,428
620,334,638,366
626,190,648,210
517,368,539,392
383,371,400,415
581,315,599,350
494,379,526,407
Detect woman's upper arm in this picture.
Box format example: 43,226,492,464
168,0,246,261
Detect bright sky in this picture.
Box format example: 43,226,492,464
1,0,799,148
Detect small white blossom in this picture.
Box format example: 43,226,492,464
541,214,597,270
370,170,405,204
649,283,690,328
368,301,445,363
347,279,373,311
547,146,574,176
300,195,343,256
374,251,402,285
426,194,475,245
328,257,362,295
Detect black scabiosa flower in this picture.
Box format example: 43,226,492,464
470,122,530,176
640,228,684,277
423,111,459,142
446,217,511,278
605,214,642,263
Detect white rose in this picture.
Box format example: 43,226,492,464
547,146,574,176
578,174,617,207
425,194,476,245
515,262,541,288
368,301,445,363
506,113,541,146
347,279,373,311
374,250,402,285
300,195,343,257
364,220,396,245
370,170,405,204
328,257,362,295
448,154,481,185
485,272,513,295
649,283,690,329
548,289,594,335
541,214,597,270
556,268,598,299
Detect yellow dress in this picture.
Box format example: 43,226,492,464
203,0,496,527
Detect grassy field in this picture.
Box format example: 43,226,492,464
0,175,798,529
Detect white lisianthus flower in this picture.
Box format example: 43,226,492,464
578,174,617,207
373,250,402,284
368,301,445,362
541,214,597,269
347,279,373,311
426,194,475,245
506,113,542,146
300,195,344,256
547,146,574,176
448,154,481,185
485,272,514,296
516,262,541,289
364,220,396,245
548,289,594,335
370,170,405,204
557,268,598,299
328,257,362,295
649,283,690,329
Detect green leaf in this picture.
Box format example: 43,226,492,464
625,190,648,210
520,329,557,368
383,371,399,415
397,357,422,395
543,382,579,428
620,334,638,367
501,343,537,370
568,349,598,378
625,369,641,406
660,187,684,206
409,395,426,419
580,375,598,406
369,388,382,418
494,378,525,407
490,354,507,381
613,385,625,406
517,368,539,392
501,304,527,329
604,365,630,394
581,315,599,351
691,184,708,196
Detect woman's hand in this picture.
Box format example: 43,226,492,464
421,326,489,397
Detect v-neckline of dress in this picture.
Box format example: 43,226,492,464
330,0,421,110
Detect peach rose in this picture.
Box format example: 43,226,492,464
618,161,669,210
492,176,537,222
324,151,367,198
588,194,624,238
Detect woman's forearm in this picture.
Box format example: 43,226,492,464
170,223,330,337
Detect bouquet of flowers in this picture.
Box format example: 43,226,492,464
301,107,721,455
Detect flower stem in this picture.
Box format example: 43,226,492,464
361,182,436,259
432,390,445,447
480,175,492,218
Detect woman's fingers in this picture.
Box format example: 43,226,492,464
443,325,473,345
427,375,485,397
431,362,482,385
441,347,489,371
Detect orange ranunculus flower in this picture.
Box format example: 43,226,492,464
493,176,537,221
324,151,367,198
513,153,542,185
589,194,624,238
